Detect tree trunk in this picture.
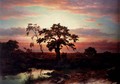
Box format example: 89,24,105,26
55,45,61,61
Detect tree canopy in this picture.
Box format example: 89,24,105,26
1,40,19,51
26,23,79,60
84,47,97,56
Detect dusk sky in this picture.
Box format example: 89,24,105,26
0,0,119,53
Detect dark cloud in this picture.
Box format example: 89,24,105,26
0,27,115,40
0,27,25,36
71,28,114,37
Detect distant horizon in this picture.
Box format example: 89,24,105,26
0,39,119,53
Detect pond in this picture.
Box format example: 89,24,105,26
0,68,54,84
0,68,115,84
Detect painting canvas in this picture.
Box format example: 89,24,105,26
0,0,119,84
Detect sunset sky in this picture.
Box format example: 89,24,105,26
0,0,119,53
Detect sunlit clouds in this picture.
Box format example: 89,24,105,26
0,0,119,52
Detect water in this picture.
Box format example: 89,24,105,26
0,68,115,84
0,68,54,84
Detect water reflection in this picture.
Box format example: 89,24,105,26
0,68,54,84
0,68,115,84
26,68,54,79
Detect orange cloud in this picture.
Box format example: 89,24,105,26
0,35,119,53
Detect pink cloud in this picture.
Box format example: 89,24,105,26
0,7,39,20
85,18,97,22
97,23,104,26
0,0,118,20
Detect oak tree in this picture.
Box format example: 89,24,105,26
26,23,79,61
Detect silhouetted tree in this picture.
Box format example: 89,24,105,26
1,40,19,52
26,23,79,61
26,23,43,53
84,47,97,56
6,40,19,51
0,40,19,57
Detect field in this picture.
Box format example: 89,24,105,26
0,51,120,84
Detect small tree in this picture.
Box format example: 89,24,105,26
84,47,97,56
26,23,43,53
5,40,19,51
26,23,79,61
0,40,19,57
